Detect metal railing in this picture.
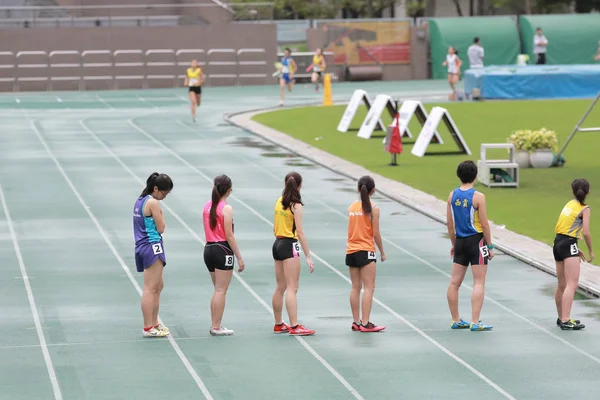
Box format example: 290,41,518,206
0,48,274,91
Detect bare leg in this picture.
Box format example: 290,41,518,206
561,257,581,321
555,261,566,320
141,259,164,328
211,269,233,329
282,257,301,326
447,263,468,322
272,260,286,324
471,264,488,323
360,262,377,323
349,267,362,324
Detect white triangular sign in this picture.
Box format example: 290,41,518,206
411,106,471,157
383,100,444,145
357,94,396,139
337,90,384,133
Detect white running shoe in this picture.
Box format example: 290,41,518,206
142,327,169,338
155,323,170,334
210,326,234,336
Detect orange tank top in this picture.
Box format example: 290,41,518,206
346,200,376,254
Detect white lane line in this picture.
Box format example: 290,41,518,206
28,119,214,400
127,118,516,400
0,185,63,400
81,118,365,400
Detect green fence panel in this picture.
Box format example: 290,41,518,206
429,16,520,79
519,14,600,65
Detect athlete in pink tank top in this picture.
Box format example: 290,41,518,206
203,200,227,242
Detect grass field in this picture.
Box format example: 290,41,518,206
253,99,600,259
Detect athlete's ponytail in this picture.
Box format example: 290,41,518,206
140,172,173,197
281,172,303,210
210,175,232,230
357,175,375,214
572,178,590,205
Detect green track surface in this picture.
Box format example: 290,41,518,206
1,82,600,400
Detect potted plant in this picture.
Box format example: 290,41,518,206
528,128,558,168
507,130,533,168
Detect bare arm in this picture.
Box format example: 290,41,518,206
292,203,310,257
291,59,297,76
223,205,242,261
199,70,205,85
582,208,594,261
446,192,456,248
147,198,166,234
474,192,493,253
371,206,386,261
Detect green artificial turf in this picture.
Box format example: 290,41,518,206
253,99,600,262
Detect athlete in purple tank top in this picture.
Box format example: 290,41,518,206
133,172,173,338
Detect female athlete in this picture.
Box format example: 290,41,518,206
553,179,593,330
278,48,297,107
203,175,245,336
271,172,315,336
442,46,461,100
446,161,494,331
184,59,205,122
310,48,327,92
133,172,174,338
346,176,387,332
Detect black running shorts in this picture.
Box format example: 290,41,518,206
189,86,201,94
272,237,300,261
204,241,234,272
553,234,579,262
345,250,377,268
453,233,488,267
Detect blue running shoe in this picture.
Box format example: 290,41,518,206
450,319,470,329
470,321,493,331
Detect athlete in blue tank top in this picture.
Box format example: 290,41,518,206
133,172,173,338
445,161,494,332
278,47,297,107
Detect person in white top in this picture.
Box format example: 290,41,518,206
467,37,484,69
442,46,462,100
533,27,548,65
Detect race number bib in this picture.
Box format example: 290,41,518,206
570,243,579,256
152,243,163,255
225,255,234,267
189,78,199,86
293,242,300,257
479,245,489,258
368,251,376,260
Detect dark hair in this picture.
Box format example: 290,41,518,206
281,172,303,210
572,178,590,205
285,47,291,54
210,175,232,230
358,175,375,214
140,172,173,197
474,37,480,43
456,160,477,184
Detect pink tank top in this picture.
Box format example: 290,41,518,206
203,200,227,242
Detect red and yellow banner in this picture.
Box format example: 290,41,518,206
323,21,411,65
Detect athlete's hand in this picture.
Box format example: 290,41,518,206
380,252,387,262
488,249,495,261
589,252,595,263
237,258,245,273
450,246,454,258
306,256,315,273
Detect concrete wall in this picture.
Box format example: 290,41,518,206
0,24,276,91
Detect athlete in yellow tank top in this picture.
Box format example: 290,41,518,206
184,60,204,122
552,178,593,331
310,48,327,92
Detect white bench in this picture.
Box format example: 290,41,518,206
477,143,519,188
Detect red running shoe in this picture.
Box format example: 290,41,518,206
289,324,315,336
359,322,385,332
273,322,291,334
352,322,361,331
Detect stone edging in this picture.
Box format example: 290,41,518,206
224,108,600,299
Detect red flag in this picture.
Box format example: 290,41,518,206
388,113,403,154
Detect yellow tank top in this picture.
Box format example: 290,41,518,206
312,55,324,71
347,201,376,254
555,199,589,239
273,196,297,239
187,67,201,86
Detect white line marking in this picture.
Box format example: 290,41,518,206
0,185,63,400
81,118,365,400
28,119,214,400
15,98,20,103
95,95,114,110
128,118,515,400
55,96,62,103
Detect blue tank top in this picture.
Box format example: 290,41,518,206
133,195,162,248
450,187,483,238
281,56,290,73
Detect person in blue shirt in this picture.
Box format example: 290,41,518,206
445,161,494,331
277,48,297,107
